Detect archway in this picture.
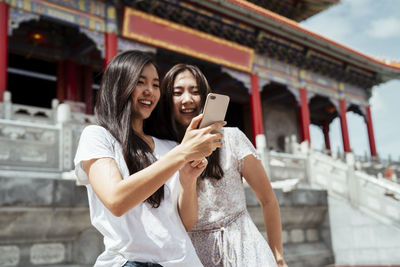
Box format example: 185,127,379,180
309,95,338,153
8,18,102,109
261,82,298,152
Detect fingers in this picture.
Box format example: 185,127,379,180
204,121,226,133
190,158,208,168
190,159,202,167
187,114,204,130
198,158,208,168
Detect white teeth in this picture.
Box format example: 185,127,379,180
139,100,151,105
181,109,195,113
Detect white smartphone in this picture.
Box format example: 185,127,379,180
198,93,230,129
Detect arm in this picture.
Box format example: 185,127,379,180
84,144,187,217
83,115,225,217
242,155,287,267
177,159,207,231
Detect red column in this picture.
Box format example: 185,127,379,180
56,61,65,103
365,105,377,157
104,33,117,69
250,74,265,146
83,66,93,114
0,2,9,102
339,99,351,153
65,60,77,101
322,120,331,151
299,88,311,145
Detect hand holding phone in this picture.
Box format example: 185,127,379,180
198,93,230,129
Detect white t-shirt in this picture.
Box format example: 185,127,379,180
74,125,203,267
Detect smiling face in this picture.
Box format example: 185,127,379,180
131,63,160,121
172,70,202,127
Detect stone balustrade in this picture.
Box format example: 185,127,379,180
0,92,95,177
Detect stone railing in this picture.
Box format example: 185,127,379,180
0,92,95,177
0,119,60,172
269,151,308,182
0,92,58,124
267,144,400,229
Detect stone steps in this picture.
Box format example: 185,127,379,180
245,186,334,267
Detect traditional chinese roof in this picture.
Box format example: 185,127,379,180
246,0,339,22
204,0,400,82
122,0,400,87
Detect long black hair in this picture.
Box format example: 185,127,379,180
146,64,224,180
95,50,164,208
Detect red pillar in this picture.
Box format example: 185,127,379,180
65,60,77,101
299,88,311,145
83,66,93,114
322,120,331,151
339,99,351,153
56,61,65,103
104,33,117,69
0,2,9,102
250,74,265,146
365,105,377,157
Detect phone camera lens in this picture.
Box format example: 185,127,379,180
210,96,216,99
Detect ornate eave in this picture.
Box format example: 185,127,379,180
187,0,400,85
246,0,339,22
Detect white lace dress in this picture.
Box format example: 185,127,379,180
189,127,277,267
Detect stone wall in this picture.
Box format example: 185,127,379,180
246,186,334,267
0,176,333,267
0,177,103,267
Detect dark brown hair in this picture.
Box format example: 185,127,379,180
147,64,224,180
95,50,164,208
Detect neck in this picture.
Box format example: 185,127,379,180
132,118,144,136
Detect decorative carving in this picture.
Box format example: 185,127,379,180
79,27,104,58
20,147,48,163
118,38,156,54
8,0,105,33
9,7,40,36
221,67,251,90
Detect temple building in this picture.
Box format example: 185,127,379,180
1,0,400,266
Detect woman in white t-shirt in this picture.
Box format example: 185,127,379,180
74,51,225,267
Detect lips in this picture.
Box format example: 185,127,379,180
138,99,153,106
181,108,196,113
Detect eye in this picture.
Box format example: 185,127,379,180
153,83,160,88
173,90,182,96
137,80,144,85
192,88,200,94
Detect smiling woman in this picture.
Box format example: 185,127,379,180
73,50,225,267
148,63,286,267
171,69,202,127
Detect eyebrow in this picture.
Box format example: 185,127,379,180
139,75,159,82
173,85,198,89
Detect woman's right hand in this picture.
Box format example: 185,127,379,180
180,114,225,162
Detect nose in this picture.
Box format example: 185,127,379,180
181,91,194,104
143,83,155,95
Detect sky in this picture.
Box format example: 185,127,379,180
299,0,400,162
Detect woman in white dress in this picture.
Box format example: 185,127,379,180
148,64,287,267
74,51,225,267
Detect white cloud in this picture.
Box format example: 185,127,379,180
368,17,400,39
369,90,384,113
